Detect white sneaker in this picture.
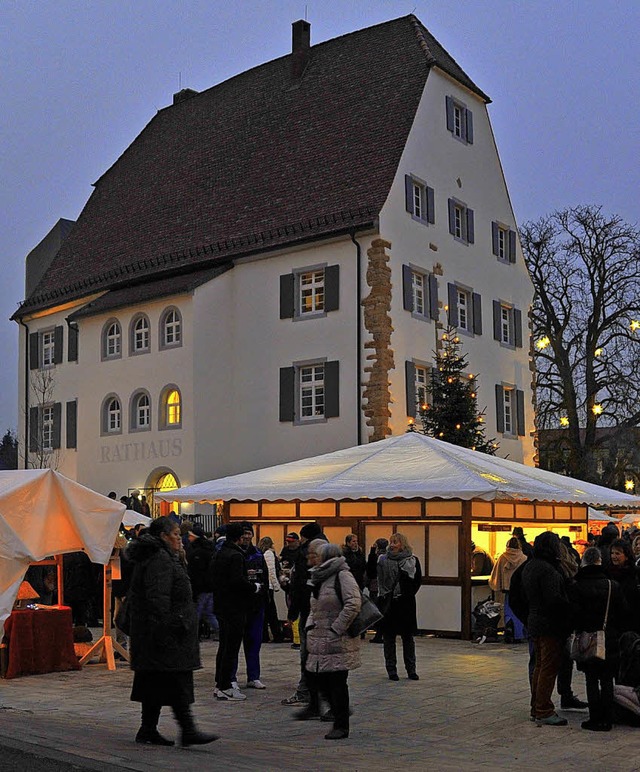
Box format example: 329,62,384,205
247,680,266,689
217,688,247,701
231,681,240,690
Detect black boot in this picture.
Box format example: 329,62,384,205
173,704,219,747
136,702,174,746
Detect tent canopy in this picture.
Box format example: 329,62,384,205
123,509,151,527
0,469,125,636
158,433,640,508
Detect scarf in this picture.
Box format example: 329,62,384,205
308,556,346,597
378,549,417,597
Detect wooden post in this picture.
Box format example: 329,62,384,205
78,559,128,670
460,500,473,640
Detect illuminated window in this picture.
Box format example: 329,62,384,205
299,270,325,315
160,386,182,429
161,308,182,348
102,319,122,360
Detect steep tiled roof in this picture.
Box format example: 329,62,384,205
17,15,488,317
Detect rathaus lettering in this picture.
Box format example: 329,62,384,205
99,439,182,463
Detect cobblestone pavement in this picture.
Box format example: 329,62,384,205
1,634,639,771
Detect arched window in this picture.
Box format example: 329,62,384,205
130,391,151,431
160,385,182,429
160,307,182,349
130,314,150,354
102,395,122,434
102,319,122,360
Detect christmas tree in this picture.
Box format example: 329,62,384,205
416,327,497,454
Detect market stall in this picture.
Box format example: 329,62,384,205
0,469,125,652
158,433,640,638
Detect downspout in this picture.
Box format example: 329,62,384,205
350,231,363,446
18,318,30,469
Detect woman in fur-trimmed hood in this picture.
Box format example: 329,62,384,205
303,541,361,740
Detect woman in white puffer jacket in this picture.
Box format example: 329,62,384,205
304,540,361,740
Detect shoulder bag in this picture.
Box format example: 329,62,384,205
568,580,611,663
334,573,383,638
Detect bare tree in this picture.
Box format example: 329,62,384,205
521,205,640,486
27,369,63,470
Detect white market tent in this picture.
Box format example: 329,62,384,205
0,469,125,638
158,432,640,507
159,433,640,638
123,509,152,527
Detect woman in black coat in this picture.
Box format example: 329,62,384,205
605,538,640,632
377,533,422,681
127,516,217,747
570,546,629,731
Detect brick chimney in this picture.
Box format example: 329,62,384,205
173,88,199,105
291,19,311,78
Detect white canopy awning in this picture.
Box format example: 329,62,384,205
123,509,152,527
0,469,125,637
158,433,640,507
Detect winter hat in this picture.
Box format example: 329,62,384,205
286,532,300,542
300,522,322,540
192,524,205,538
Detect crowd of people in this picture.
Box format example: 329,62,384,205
119,518,423,745
490,523,640,732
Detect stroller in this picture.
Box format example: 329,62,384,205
472,597,502,643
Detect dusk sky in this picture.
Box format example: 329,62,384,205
1,0,638,436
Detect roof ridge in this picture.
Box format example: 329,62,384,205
408,14,438,66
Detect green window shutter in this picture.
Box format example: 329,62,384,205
472,293,482,335
492,222,500,257
279,274,295,319
493,301,501,341
405,175,414,214
68,325,79,362
515,390,526,436
448,199,456,236
29,332,39,370
466,208,475,244
52,402,62,449
402,265,413,312
279,367,295,422
53,326,64,365
495,385,505,433
465,109,473,144
426,186,435,224
66,400,77,449
405,360,416,418
514,308,523,348
29,406,39,452
509,230,517,264
324,360,340,418
447,283,458,327
445,96,454,132
428,274,439,320
324,265,340,312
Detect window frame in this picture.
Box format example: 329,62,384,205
446,95,474,144
101,394,123,436
102,318,122,361
130,390,152,432
448,198,474,245
404,174,435,225
493,300,523,349
280,264,340,321
159,307,183,350
495,383,526,437
492,222,517,264
297,361,326,423
41,404,54,450
279,359,339,424
403,264,438,322
129,313,151,356
41,329,56,369
297,267,326,317
159,385,182,430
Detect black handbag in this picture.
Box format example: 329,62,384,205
334,574,383,638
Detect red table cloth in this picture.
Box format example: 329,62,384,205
3,606,80,679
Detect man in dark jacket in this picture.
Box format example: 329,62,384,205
342,534,367,589
521,531,572,726
185,525,218,640
211,522,262,701
281,522,328,706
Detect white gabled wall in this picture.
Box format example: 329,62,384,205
379,68,535,463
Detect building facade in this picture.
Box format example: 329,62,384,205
14,16,535,523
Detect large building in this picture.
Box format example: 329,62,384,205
14,16,535,521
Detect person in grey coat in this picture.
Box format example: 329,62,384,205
301,541,361,740
127,516,217,747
